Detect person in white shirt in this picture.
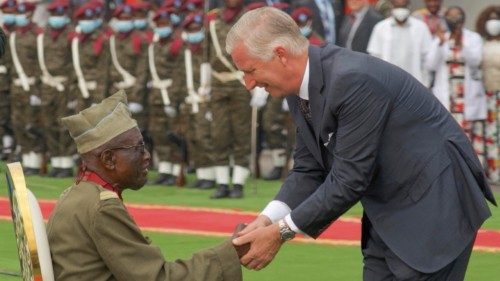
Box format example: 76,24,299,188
426,6,487,165
367,0,433,86
477,5,500,182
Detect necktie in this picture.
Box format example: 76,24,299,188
298,98,312,125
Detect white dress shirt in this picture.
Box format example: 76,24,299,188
260,59,310,234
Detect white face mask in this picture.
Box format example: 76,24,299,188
392,8,410,22
485,19,500,37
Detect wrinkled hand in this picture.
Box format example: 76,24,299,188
232,223,250,258
233,222,282,270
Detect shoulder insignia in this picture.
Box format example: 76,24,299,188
100,190,119,201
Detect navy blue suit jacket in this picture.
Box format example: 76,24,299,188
280,44,496,273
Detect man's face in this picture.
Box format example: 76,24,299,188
225,0,243,8
109,128,151,190
424,0,442,15
347,0,368,13
231,42,294,98
391,0,409,9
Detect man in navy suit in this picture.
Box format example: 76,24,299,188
227,7,496,280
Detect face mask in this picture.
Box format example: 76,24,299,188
15,14,29,26
185,29,205,44
48,15,70,29
134,18,148,29
170,14,181,26
392,8,410,22
445,18,462,32
114,20,134,33
78,20,97,34
95,18,103,28
300,25,312,37
485,19,500,37
2,13,16,25
154,26,173,38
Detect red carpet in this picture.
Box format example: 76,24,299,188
1,197,499,252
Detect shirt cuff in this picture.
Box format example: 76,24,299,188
284,214,307,236
260,200,291,223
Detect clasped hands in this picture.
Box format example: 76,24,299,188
231,215,284,271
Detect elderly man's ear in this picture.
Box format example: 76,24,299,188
100,151,117,170
274,46,287,65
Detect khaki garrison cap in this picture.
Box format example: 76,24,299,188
61,90,138,154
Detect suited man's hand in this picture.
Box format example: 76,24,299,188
236,215,271,237
232,223,283,270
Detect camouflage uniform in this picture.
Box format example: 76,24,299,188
0,24,14,160
39,24,77,177
108,31,149,129
208,7,251,198
9,23,44,173
148,34,186,185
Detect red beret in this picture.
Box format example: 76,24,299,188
272,3,290,12
0,0,17,10
90,0,105,15
73,2,96,20
113,4,134,18
47,0,69,13
131,1,151,12
153,7,174,21
182,12,203,28
246,2,266,11
291,7,313,23
16,1,36,13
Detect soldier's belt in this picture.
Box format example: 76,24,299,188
41,75,68,88
13,77,36,87
185,93,210,105
0,65,7,74
113,80,135,90
151,79,172,90
212,71,244,83
85,81,97,91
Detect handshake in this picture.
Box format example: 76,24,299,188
231,215,287,271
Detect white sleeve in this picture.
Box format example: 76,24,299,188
367,22,383,58
284,214,307,236
462,31,483,68
260,200,291,223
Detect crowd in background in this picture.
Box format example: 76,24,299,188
0,0,499,199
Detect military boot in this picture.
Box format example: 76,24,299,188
229,184,244,198
211,184,230,199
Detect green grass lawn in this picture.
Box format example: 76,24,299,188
0,221,499,281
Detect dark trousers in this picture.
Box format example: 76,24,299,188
362,224,474,281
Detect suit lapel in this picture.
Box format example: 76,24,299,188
308,46,326,149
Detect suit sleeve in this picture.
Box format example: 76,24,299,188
290,72,392,238
274,125,327,211
92,200,242,281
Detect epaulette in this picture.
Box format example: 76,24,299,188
93,32,108,56
170,37,183,57
131,32,143,55
100,190,119,201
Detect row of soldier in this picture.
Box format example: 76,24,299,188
0,0,328,199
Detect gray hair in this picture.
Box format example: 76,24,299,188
225,7,309,61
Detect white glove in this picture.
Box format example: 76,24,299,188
282,99,289,112
29,95,42,106
164,105,177,117
250,87,269,108
128,102,143,113
197,86,211,97
67,100,78,109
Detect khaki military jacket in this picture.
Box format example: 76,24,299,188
0,25,13,92
47,181,242,281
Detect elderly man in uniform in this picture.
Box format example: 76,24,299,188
47,90,244,281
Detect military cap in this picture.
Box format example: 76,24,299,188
73,2,95,19
61,90,138,154
16,1,36,13
164,0,183,10
0,0,17,10
153,7,174,22
291,7,313,23
90,0,105,15
131,1,150,12
182,12,203,28
47,0,69,13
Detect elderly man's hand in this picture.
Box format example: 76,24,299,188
232,223,283,270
